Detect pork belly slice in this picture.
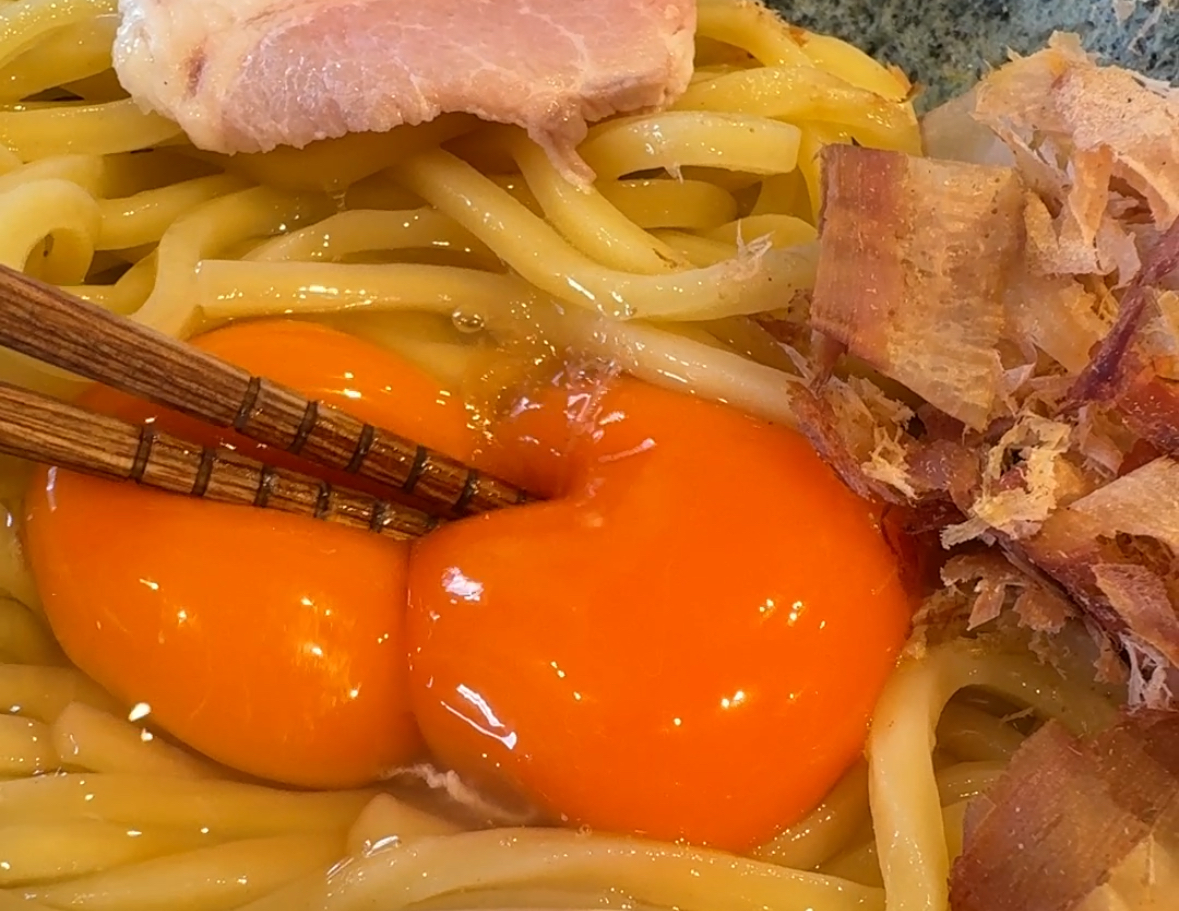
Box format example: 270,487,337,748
810,145,1024,431
113,0,696,183
950,711,1179,911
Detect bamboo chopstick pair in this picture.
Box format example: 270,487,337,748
0,265,533,540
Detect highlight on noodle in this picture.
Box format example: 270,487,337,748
0,0,1173,909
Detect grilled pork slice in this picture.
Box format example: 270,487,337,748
113,0,696,183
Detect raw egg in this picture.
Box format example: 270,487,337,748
408,376,913,851
23,320,474,787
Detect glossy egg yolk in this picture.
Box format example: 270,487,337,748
23,320,475,788
408,376,912,851
24,320,912,849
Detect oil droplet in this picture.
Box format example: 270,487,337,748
452,309,486,334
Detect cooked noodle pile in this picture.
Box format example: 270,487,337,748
0,0,1118,909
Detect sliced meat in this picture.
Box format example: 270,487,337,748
950,711,1179,911
810,145,1024,431
113,0,696,183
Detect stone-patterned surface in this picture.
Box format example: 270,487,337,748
765,0,1178,109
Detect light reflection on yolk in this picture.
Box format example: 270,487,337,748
23,319,913,850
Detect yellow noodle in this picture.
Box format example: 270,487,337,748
51,702,219,779
322,312,478,387
679,165,764,192
934,761,1006,806
113,241,171,265
674,66,919,153
324,309,469,348
135,187,334,335
754,760,869,870
198,115,478,193
0,342,87,401
0,154,104,196
63,67,126,103
597,179,738,231
0,773,375,837
0,14,116,101
344,794,463,856
84,249,128,274
0,0,115,69
485,175,542,215
935,702,1026,762
243,829,884,911
444,124,519,174
17,834,344,911
650,230,738,267
98,174,252,251
245,208,494,265
821,839,882,889
0,895,54,911
694,32,763,68
940,801,970,865
0,600,64,666
410,887,665,911
0,822,212,887
691,61,751,81
695,0,814,68
579,112,801,181
0,144,19,176
751,171,810,218
0,453,30,502
0,178,99,283
702,315,800,373
398,149,816,321
0,512,42,612
795,122,851,217
0,99,180,161
707,214,818,248
99,149,217,199
868,642,1117,911
340,175,424,212
0,715,54,775
197,260,532,321
796,33,911,102
503,131,685,274
0,665,116,722
480,297,804,427
66,248,157,315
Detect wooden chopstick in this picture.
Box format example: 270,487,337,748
0,266,531,516
0,380,439,540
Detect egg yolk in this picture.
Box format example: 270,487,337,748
408,377,912,850
23,320,474,787
23,320,912,850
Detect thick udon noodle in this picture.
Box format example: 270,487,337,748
0,1,1120,909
